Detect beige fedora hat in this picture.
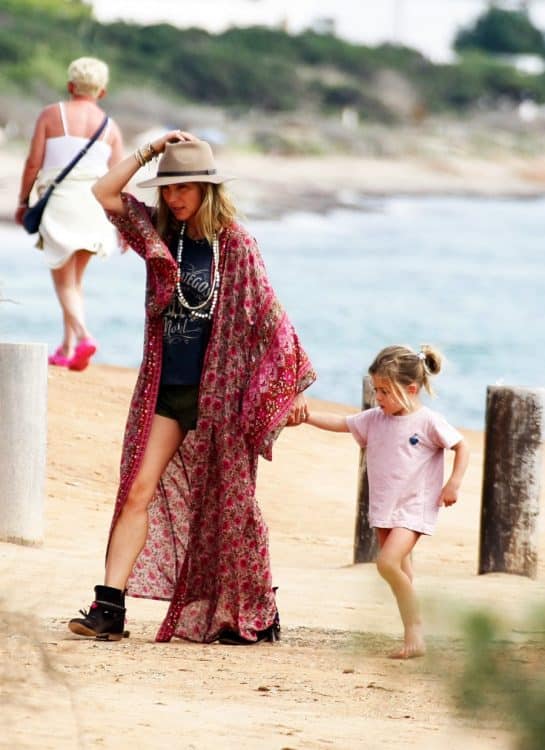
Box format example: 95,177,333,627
137,139,232,188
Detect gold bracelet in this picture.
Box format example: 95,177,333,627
134,143,158,168
133,149,145,168
142,143,156,162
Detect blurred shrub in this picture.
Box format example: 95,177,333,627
421,53,545,110
0,0,92,21
454,609,545,750
455,7,545,56
2,0,545,119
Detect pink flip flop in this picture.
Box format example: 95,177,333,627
48,347,71,367
68,338,97,372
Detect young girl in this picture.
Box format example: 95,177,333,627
301,344,469,659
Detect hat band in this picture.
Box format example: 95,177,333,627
157,168,217,177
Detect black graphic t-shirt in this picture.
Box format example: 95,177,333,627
161,233,213,385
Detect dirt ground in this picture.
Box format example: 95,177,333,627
1,364,544,750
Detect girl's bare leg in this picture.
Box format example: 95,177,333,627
376,527,425,659
105,414,184,590
377,527,413,582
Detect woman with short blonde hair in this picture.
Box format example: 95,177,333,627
15,56,124,371
67,56,109,98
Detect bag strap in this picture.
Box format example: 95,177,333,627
51,115,109,187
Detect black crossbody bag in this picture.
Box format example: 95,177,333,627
23,115,109,234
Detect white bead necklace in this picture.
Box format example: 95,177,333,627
175,222,220,320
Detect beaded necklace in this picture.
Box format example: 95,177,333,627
175,222,220,320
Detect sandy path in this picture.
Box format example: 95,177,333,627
1,364,544,749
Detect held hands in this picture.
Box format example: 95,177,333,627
286,393,308,426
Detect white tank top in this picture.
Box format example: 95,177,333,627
42,102,112,171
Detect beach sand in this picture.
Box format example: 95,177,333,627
2,364,544,749
3,127,545,748
3,144,545,223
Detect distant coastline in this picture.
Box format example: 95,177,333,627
3,144,545,223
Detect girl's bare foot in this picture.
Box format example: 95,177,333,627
389,625,426,659
389,643,426,659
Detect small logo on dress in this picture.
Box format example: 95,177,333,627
409,434,419,446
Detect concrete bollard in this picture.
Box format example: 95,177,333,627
479,385,545,579
0,342,47,545
354,375,379,563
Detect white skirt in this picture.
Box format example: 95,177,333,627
35,166,118,269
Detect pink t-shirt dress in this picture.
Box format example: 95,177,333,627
346,406,462,535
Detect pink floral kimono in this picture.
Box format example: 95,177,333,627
107,194,315,643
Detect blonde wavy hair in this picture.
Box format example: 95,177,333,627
368,344,443,410
68,57,109,97
155,182,238,244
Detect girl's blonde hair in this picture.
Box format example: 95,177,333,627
67,57,109,97
369,344,443,409
156,182,237,244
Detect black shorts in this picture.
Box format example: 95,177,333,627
155,384,199,432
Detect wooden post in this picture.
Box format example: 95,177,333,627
353,375,378,563
479,385,545,579
0,342,47,545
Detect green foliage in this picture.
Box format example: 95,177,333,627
454,610,545,750
422,53,545,110
1,1,545,117
295,32,429,79
455,7,545,56
0,0,92,21
0,0,96,98
310,80,396,122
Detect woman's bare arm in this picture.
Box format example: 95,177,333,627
92,129,196,215
14,108,49,224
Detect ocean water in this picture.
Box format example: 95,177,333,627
1,195,544,429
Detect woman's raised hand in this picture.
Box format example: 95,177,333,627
150,130,198,155
94,130,199,214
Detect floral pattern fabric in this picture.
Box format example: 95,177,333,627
106,194,316,642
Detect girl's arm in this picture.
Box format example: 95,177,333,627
305,411,350,433
439,438,470,506
92,129,197,215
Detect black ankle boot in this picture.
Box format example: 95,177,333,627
219,608,281,646
68,585,129,641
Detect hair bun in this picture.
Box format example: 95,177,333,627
420,345,442,375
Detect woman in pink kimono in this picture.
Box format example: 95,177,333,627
68,132,315,644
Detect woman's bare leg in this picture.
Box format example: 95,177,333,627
51,251,92,355
74,249,93,299
105,414,184,591
376,527,425,659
